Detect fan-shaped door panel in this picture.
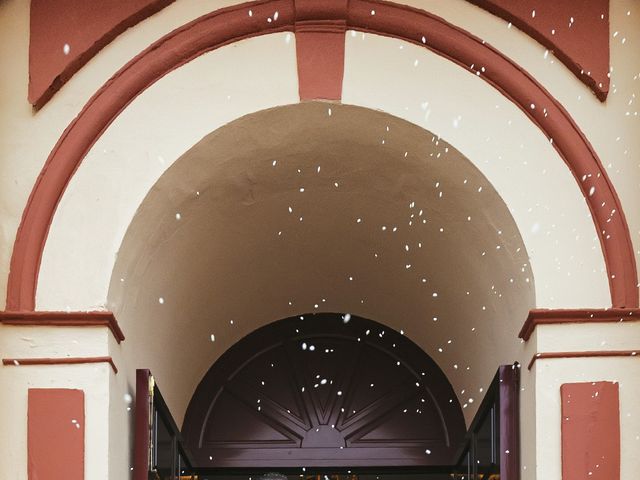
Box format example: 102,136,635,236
182,313,465,467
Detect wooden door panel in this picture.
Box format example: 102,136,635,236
183,313,465,467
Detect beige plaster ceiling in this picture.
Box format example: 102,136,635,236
108,102,535,426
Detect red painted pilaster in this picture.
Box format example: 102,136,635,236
561,381,620,480
28,388,85,480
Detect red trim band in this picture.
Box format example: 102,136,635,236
0,310,124,343
519,308,640,341
7,0,637,310
527,350,638,370
3,356,118,374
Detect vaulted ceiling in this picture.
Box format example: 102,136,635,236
108,102,535,426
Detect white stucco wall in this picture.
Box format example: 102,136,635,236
0,325,114,480
532,321,640,479
108,333,136,480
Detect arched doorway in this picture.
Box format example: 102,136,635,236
114,102,527,480
134,314,520,480
182,313,465,467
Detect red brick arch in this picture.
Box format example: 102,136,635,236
7,0,638,311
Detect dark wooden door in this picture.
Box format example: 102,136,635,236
182,313,465,468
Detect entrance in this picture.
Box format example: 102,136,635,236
134,314,519,479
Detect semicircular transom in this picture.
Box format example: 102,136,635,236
182,313,466,467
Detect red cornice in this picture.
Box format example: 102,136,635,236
3,356,118,373
0,311,125,343
527,350,638,370
519,308,640,341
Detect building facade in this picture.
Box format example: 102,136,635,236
1,0,639,479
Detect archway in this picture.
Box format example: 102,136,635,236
104,102,534,480
8,0,636,312
107,102,534,431
136,315,519,480
2,2,639,480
